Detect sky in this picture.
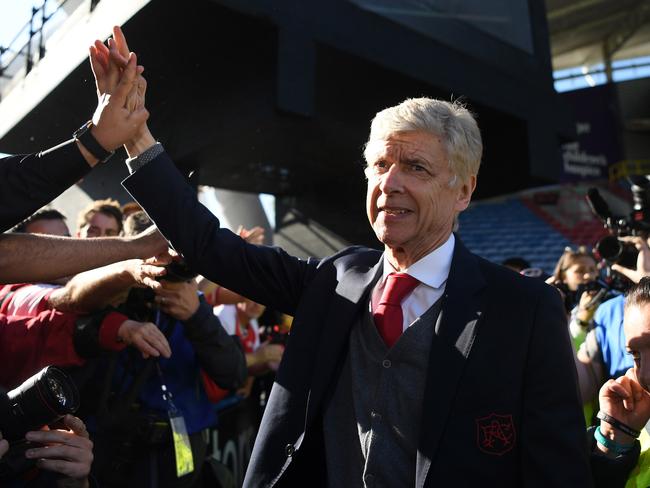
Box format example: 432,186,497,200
0,0,67,67
0,1,37,51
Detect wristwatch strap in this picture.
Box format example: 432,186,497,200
73,120,114,163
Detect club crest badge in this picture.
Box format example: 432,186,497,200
476,413,516,455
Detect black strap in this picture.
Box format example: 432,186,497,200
73,121,114,162
597,411,641,438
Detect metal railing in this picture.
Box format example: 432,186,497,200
0,0,100,83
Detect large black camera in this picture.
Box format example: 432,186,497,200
553,279,610,314
587,176,650,268
0,366,80,479
0,366,79,442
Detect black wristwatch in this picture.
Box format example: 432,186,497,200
73,120,114,163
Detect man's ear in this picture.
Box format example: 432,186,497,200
455,174,477,212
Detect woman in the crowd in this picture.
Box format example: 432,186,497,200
550,246,601,348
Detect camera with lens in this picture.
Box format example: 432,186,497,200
553,278,609,314
0,366,80,478
587,176,650,270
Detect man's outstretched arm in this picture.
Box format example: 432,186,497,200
47,258,167,314
0,229,167,284
0,51,148,232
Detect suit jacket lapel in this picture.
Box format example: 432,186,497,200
416,237,487,488
305,255,383,427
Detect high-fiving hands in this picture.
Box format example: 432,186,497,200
89,26,154,158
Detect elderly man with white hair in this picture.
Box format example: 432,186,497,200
96,27,592,487
120,101,589,487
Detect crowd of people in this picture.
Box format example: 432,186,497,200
2,23,650,488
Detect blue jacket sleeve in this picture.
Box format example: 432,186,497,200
122,152,318,316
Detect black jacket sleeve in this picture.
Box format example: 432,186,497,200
0,140,91,232
182,296,247,390
122,152,319,317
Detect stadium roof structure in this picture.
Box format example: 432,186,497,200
547,0,650,71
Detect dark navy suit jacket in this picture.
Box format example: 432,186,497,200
1,141,91,232
123,151,592,488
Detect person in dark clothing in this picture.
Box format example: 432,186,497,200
57,212,246,487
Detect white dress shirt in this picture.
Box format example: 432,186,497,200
371,233,455,331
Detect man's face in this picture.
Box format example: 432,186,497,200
624,302,650,391
365,131,475,263
78,212,121,238
25,219,70,237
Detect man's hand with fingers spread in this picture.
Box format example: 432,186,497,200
24,415,93,487
117,319,171,359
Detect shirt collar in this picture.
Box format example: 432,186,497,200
381,233,455,289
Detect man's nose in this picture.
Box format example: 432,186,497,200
379,165,404,194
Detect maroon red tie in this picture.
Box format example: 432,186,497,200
374,273,420,347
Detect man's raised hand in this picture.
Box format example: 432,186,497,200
88,25,134,97
88,52,149,154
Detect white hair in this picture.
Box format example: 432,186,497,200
364,97,483,185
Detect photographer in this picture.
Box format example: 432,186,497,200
65,212,246,488
549,246,601,348
0,209,173,389
576,235,650,407
0,362,96,487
